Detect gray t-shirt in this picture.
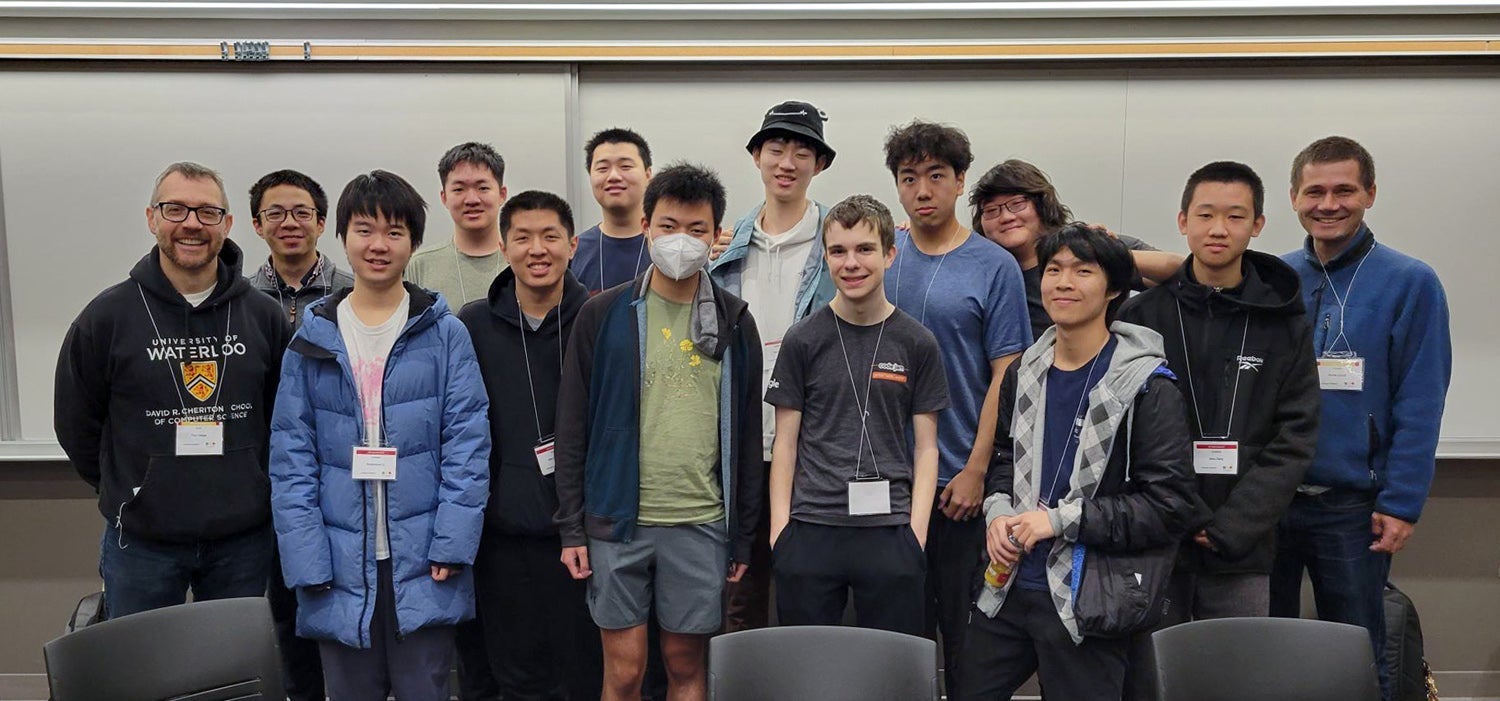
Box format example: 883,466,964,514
765,306,949,527
405,241,507,310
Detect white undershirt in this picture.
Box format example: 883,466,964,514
182,286,214,307
338,293,410,561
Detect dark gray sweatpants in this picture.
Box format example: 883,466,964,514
318,559,457,701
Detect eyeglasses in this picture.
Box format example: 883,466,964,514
980,197,1031,221
258,206,319,224
155,202,228,226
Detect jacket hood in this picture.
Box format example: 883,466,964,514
1165,249,1305,317
484,267,589,332
749,202,820,252
129,238,254,308
631,267,749,361
1024,320,1168,401
297,282,449,353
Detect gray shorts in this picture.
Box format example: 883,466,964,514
586,521,727,634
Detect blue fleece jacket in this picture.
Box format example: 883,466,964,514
1281,226,1451,522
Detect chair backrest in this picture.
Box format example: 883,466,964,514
43,597,283,701
1152,617,1381,701
708,625,938,701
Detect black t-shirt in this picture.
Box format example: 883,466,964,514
765,306,949,526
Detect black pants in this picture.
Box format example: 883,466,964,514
925,498,986,697
773,521,926,635
723,461,773,632
269,539,326,701
474,530,603,701
955,589,1129,701
455,616,500,700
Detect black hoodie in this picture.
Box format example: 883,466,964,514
459,268,588,536
54,240,293,543
1118,250,1320,574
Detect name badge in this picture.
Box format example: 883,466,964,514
175,421,224,456
848,479,892,516
534,435,556,477
1318,357,1364,391
1193,441,1239,475
352,446,398,481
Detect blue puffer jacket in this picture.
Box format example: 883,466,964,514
270,284,491,648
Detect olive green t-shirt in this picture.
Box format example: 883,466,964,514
638,289,725,525
405,241,507,309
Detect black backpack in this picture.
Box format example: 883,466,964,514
1384,581,1438,701
65,591,106,634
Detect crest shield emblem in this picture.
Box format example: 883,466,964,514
181,361,219,402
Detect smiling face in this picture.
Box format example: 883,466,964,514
503,208,577,294
895,157,965,231
979,193,1042,259
1181,180,1264,278
440,161,506,234
1293,159,1376,253
253,183,324,260
753,136,824,204
1041,246,1116,330
589,141,651,216
343,212,413,289
824,219,894,304
147,172,231,275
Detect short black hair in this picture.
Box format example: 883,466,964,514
883,120,974,178
1182,160,1265,217
585,127,653,169
249,169,327,222
642,162,727,229
1035,222,1138,323
438,142,505,186
336,170,428,249
500,190,575,242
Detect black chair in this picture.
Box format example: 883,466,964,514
44,597,284,701
1151,617,1380,701
708,625,938,701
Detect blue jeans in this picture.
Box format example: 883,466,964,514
1270,490,1392,700
100,521,274,619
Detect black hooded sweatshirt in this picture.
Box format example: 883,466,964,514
54,240,292,543
459,268,588,536
1118,249,1320,574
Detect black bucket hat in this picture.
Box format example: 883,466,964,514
746,100,835,168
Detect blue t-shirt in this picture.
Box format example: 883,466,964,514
886,230,1031,485
1018,337,1118,592
572,225,650,295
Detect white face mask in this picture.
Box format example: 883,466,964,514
649,233,710,281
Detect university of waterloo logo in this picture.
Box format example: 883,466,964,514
181,361,219,402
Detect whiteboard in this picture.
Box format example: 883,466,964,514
576,63,1499,453
0,64,571,441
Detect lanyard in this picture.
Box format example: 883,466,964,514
454,246,503,306
1319,242,1375,358
137,284,233,415
517,288,565,440
1042,341,1105,505
834,314,886,480
892,229,964,325
1175,299,1249,440
600,233,646,292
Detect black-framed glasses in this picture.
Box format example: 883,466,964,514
258,206,319,224
155,202,227,226
980,196,1031,221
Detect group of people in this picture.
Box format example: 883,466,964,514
53,98,1451,701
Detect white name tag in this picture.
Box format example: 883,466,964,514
534,438,556,476
352,446,398,481
848,479,892,516
1193,441,1239,475
1318,357,1364,391
175,421,224,456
